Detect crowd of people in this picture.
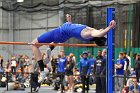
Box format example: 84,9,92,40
0,50,140,93
115,52,140,93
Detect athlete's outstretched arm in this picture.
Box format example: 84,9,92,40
91,20,116,37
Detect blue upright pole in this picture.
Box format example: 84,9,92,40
106,8,115,93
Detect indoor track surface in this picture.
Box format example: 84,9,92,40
0,86,96,93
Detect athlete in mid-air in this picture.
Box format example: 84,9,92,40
31,14,116,91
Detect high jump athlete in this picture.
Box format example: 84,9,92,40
31,14,116,88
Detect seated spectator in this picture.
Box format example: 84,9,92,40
129,78,140,93
122,74,136,93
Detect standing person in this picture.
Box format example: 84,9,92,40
0,63,4,86
79,51,91,93
101,49,106,92
114,52,125,92
69,53,76,64
50,55,58,75
89,55,95,85
123,52,130,76
10,56,17,79
5,60,11,73
134,54,140,82
65,56,75,93
87,50,92,59
89,55,95,74
24,55,30,66
0,55,3,67
94,50,106,93
57,50,67,93
69,53,76,72
31,14,116,84
126,53,131,71
18,55,25,78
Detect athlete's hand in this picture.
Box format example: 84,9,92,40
109,20,116,29
66,14,71,22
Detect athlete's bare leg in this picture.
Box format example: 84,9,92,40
32,39,42,61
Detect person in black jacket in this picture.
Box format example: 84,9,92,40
65,56,75,93
134,54,140,82
79,51,91,93
0,56,3,68
94,50,106,93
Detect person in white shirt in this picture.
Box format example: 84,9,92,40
11,56,17,75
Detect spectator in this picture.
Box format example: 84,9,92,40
87,50,92,59
79,51,91,93
122,74,136,93
65,55,75,93
94,50,106,93
69,53,76,69
0,63,4,74
126,53,131,70
31,55,39,73
24,55,30,66
101,49,106,92
0,55,3,67
134,54,140,82
51,55,58,74
115,52,125,92
10,56,17,75
43,51,52,72
0,63,4,86
123,52,130,77
57,50,67,93
18,55,25,77
129,78,140,93
5,60,11,72
126,72,136,88
24,64,32,78
89,55,95,74
132,53,137,69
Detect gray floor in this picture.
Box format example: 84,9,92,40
0,86,96,93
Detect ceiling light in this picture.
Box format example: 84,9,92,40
17,0,24,2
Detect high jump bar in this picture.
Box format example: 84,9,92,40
0,41,102,47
